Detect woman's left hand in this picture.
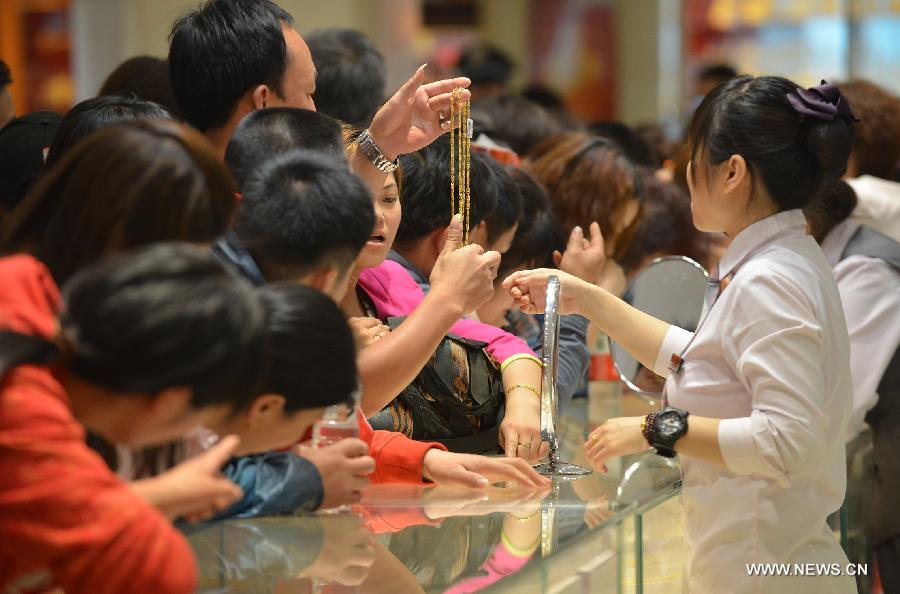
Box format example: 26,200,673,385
500,394,548,464
584,417,649,473
422,450,550,488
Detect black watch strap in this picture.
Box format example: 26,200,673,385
650,406,689,457
654,445,677,458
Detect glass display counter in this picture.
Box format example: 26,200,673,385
187,383,689,593
186,382,872,594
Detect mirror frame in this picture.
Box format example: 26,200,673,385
610,255,709,398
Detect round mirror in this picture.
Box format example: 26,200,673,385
610,256,708,403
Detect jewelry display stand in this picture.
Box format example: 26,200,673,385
534,276,592,477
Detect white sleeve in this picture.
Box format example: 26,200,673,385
716,271,833,487
652,325,694,377
834,256,900,437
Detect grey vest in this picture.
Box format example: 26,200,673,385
842,225,900,545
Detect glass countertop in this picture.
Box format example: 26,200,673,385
188,384,685,593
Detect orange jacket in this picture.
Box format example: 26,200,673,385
357,412,447,484
0,255,196,594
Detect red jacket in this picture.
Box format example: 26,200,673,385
357,412,446,484
0,255,196,594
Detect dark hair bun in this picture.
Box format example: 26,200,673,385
805,117,855,178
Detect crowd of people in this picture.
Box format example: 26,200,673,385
0,1,898,593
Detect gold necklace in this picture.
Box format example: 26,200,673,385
449,88,472,246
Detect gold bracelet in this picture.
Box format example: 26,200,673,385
506,383,540,398
510,509,539,522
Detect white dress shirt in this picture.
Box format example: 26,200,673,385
847,175,900,243
821,219,900,438
652,210,855,593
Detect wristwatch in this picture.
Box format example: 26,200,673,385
646,407,689,458
357,129,399,173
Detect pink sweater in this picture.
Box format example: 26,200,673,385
357,260,537,366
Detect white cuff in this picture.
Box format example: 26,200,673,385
717,416,755,475
652,325,694,377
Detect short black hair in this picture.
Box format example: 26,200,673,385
0,111,61,212
395,135,499,248
508,167,549,238
500,210,564,277
520,84,565,110
0,59,11,89
225,107,345,190
259,283,357,412
306,28,386,127
499,172,561,275
688,75,855,212
62,242,266,412
99,56,180,117
457,44,513,86
481,161,522,245
471,94,564,157
236,150,374,281
588,121,658,168
169,0,294,131
45,93,172,167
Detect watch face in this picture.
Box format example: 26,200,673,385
657,412,684,437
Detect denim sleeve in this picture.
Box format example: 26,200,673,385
555,315,590,414
215,452,324,519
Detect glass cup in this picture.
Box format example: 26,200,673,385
313,401,359,515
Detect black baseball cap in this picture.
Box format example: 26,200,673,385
0,110,61,212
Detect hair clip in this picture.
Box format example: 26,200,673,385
786,80,860,123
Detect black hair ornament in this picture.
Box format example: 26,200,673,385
786,80,860,124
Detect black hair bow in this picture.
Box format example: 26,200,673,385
786,80,860,123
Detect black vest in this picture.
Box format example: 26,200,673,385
842,225,900,545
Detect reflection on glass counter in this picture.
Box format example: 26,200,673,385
185,381,876,594
186,393,683,594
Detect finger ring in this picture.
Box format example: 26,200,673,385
438,111,447,121
517,442,531,448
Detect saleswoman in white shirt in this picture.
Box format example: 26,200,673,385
505,76,859,593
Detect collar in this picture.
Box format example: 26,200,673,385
212,231,267,287
386,250,428,286
821,219,860,267
718,209,808,279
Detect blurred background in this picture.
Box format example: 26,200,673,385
1,0,898,140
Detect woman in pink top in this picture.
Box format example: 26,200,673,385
341,171,547,463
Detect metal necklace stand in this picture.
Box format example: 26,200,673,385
534,276,592,477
